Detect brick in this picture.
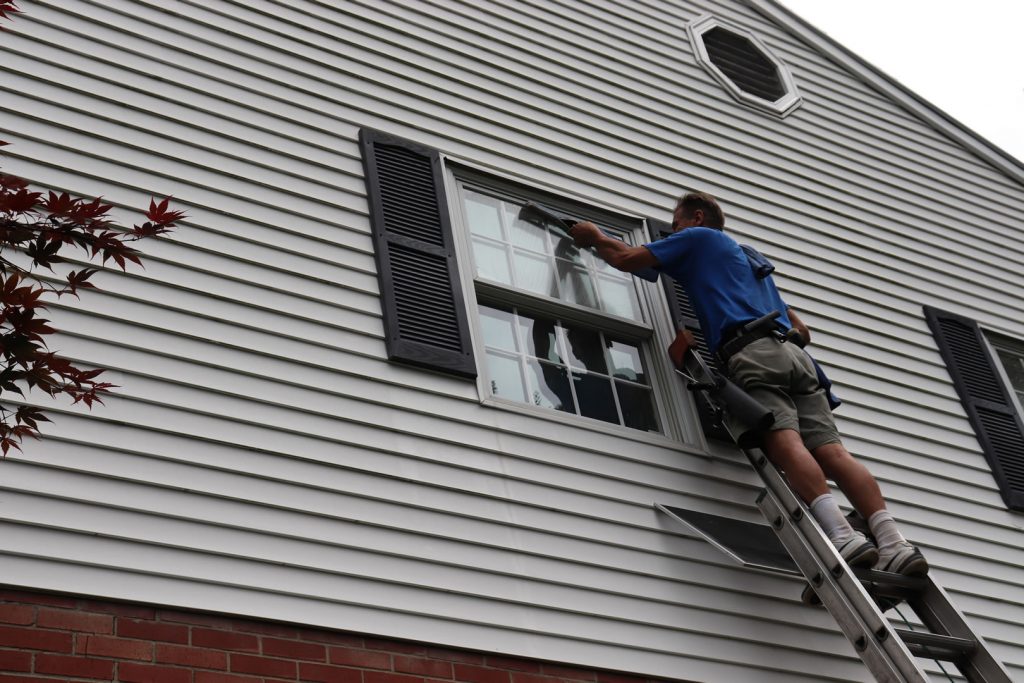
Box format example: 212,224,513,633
0,676,72,683
235,621,300,639
0,625,72,652
194,672,263,683
299,662,363,683
37,608,114,634
118,618,189,644
0,590,76,608
540,666,596,682
511,674,559,683
230,653,297,678
0,649,32,672
79,600,156,620
119,662,193,683
424,648,485,665
157,643,228,670
454,664,510,683
192,628,259,653
595,674,646,683
485,658,541,674
78,635,153,661
35,653,115,680
0,605,33,626
364,672,425,683
159,610,240,630
329,646,391,670
299,630,364,647
263,637,326,662
394,656,453,679
364,638,427,655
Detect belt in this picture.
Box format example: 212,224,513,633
717,325,782,365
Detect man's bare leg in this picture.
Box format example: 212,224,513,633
761,429,877,566
811,442,885,518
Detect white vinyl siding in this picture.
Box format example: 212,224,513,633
1,0,1023,681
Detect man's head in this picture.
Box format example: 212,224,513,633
672,191,725,232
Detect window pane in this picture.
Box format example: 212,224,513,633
557,261,599,309
464,190,504,240
607,340,645,382
472,238,512,284
616,382,659,431
996,348,1024,393
561,325,608,374
518,315,561,363
479,305,518,353
572,371,618,424
526,358,574,413
513,250,557,297
486,351,526,402
506,205,548,252
552,236,586,265
597,274,640,319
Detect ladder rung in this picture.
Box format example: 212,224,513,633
852,567,929,600
896,630,976,662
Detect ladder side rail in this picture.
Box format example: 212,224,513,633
755,463,929,682
756,489,923,682
909,579,1014,683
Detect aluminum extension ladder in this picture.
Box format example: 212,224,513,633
665,346,1013,683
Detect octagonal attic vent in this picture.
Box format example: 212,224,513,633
688,15,801,117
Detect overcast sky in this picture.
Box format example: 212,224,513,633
777,1,1024,165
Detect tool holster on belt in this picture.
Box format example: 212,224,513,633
716,310,786,366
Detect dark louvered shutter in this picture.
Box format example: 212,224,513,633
359,129,476,378
649,218,729,441
924,306,1024,511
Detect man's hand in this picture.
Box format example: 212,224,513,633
569,221,603,248
667,329,697,370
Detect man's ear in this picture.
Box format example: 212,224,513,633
691,209,704,226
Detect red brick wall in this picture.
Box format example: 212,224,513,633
0,589,663,683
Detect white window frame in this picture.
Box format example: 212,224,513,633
687,14,802,117
441,163,697,444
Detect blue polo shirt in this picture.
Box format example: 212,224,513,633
645,227,790,352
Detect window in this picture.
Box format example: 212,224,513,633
453,179,663,433
359,128,678,437
990,336,1024,417
687,15,802,117
924,306,1024,511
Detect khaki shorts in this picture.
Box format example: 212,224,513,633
725,337,841,451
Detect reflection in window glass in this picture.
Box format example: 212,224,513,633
471,238,512,285
995,346,1024,408
462,188,641,321
486,352,527,403
477,303,659,432
464,191,504,240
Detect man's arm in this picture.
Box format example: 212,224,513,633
787,307,811,346
569,221,659,272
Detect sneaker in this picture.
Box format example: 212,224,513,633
874,541,929,576
836,532,878,568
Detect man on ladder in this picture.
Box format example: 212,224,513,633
569,191,927,577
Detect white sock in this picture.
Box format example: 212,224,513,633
809,493,856,545
868,509,906,553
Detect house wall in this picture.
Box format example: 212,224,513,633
1,1,1022,681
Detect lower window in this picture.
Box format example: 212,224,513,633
478,304,659,431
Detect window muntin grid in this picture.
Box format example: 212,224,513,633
479,303,659,432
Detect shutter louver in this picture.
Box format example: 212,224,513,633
360,129,476,378
924,306,1024,510
649,218,729,441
